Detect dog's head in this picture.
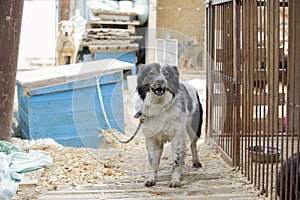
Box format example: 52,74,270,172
136,63,180,100
58,20,75,37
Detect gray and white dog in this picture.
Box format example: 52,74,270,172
134,63,203,188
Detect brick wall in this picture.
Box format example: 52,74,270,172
156,0,206,69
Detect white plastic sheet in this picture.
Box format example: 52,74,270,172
0,150,52,199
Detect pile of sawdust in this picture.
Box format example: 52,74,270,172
35,145,125,192
98,128,141,150
11,138,128,193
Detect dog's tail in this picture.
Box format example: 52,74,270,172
195,92,203,138
196,92,203,138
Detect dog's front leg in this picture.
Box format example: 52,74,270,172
58,54,65,65
145,138,163,187
70,52,77,64
170,136,185,188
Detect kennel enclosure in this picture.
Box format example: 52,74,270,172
206,0,300,198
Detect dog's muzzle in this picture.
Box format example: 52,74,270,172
151,87,166,96
151,76,167,96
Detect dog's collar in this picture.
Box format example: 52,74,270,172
134,111,147,122
134,94,175,121
134,111,143,119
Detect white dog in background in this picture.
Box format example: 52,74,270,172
56,20,78,65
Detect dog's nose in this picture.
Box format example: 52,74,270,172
155,76,166,86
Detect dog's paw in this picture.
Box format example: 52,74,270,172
193,161,202,168
169,180,182,188
144,179,156,187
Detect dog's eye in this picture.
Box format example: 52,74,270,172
149,71,155,76
162,70,169,77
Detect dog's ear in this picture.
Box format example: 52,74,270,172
136,64,145,86
137,64,145,74
71,22,76,34
171,66,180,76
58,21,63,32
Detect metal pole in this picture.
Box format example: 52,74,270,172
0,0,24,141
232,0,240,168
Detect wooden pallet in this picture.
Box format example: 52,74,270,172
88,20,139,26
83,11,141,53
82,39,131,45
85,29,143,39
18,168,45,188
86,22,136,34
88,43,139,52
86,35,142,40
86,28,132,36
91,10,137,22
82,32,142,46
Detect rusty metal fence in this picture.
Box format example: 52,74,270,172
206,0,300,199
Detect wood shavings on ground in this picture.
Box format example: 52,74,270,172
12,136,262,200
35,145,127,194
11,138,129,194
11,138,60,152
97,128,141,150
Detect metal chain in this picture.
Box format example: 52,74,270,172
96,76,145,144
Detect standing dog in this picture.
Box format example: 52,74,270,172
56,20,78,65
134,63,203,187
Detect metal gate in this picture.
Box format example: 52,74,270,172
206,0,300,198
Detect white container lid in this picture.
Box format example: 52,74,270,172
17,59,134,94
